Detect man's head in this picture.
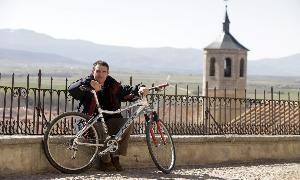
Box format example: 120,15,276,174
92,60,109,84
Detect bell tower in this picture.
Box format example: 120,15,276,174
202,2,249,123
203,4,249,98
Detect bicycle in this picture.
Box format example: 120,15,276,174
43,83,176,174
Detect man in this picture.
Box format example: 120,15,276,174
68,60,148,171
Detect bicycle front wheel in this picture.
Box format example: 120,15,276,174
145,119,176,174
43,112,100,174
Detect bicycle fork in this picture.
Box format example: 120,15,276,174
146,112,167,147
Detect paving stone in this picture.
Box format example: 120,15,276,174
3,162,300,180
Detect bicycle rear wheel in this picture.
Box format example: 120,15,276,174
145,119,176,174
43,112,100,174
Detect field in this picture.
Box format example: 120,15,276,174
1,70,300,100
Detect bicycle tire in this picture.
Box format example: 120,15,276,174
145,119,176,174
43,112,100,174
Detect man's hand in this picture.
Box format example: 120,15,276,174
138,87,149,96
90,80,102,92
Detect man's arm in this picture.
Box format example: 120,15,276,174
68,76,93,100
119,84,141,102
120,84,149,102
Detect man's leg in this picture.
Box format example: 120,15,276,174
106,118,133,171
93,121,115,171
116,123,133,156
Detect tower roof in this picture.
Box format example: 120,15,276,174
205,32,249,51
204,7,249,51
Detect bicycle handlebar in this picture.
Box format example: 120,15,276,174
80,83,169,93
148,83,169,91
78,83,169,114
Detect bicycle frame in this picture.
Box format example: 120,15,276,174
74,89,153,148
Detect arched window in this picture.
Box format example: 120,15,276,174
224,58,232,77
240,58,244,77
209,57,216,76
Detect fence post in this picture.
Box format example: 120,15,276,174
9,73,15,134
288,92,291,134
213,87,217,134
25,74,29,134
234,88,237,129
186,85,188,128
271,86,274,134
49,77,53,121
129,76,132,86
254,89,257,134
197,85,200,125
271,87,273,101
151,82,155,107
244,88,247,134
174,84,177,126
36,69,42,134
64,77,68,113
204,81,208,134
224,88,227,125
298,92,300,135
162,83,166,123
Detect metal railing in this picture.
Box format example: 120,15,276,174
0,71,299,135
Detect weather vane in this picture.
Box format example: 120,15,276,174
224,0,229,8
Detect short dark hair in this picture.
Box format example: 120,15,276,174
93,60,109,71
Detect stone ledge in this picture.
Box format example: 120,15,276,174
170,135,300,143
0,135,43,144
1,134,300,145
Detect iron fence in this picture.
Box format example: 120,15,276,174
0,71,299,135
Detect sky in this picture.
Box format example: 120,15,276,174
0,0,299,60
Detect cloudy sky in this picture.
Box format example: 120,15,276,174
0,0,299,60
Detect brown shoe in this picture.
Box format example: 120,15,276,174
111,155,124,171
97,157,115,171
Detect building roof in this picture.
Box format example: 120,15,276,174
204,8,249,51
231,101,300,126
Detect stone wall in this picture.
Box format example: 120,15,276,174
0,135,300,175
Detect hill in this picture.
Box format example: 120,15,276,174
0,29,299,76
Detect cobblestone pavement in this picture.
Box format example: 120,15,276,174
3,162,300,180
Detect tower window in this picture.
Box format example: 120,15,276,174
224,58,232,77
209,57,216,76
240,58,244,77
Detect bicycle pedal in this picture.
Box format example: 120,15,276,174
98,148,110,156
68,146,78,151
98,152,108,157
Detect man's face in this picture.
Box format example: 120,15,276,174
93,64,108,84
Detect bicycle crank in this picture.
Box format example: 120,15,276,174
98,139,119,156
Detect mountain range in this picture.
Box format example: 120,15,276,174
0,29,299,76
